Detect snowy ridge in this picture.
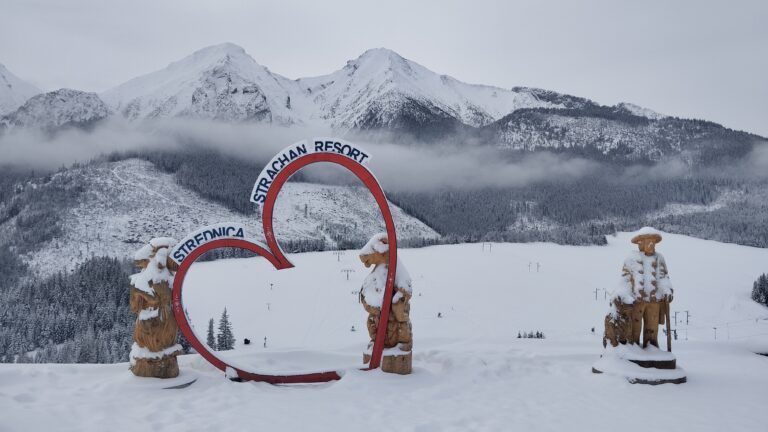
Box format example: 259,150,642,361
296,48,565,129
98,44,597,129
0,63,40,116
1,88,111,130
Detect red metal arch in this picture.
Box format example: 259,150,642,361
172,238,341,384
261,152,398,371
171,149,398,383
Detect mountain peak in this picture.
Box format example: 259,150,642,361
1,88,110,130
190,42,247,58
169,42,253,71
358,47,404,60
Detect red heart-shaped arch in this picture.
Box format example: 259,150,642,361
172,150,398,384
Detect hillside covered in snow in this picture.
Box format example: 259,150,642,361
1,232,767,431
1,157,438,278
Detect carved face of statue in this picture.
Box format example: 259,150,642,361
360,250,389,268
637,238,657,256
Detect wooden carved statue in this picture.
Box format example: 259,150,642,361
129,238,182,378
603,228,674,350
359,233,413,375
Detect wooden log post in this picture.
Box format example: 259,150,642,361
359,233,413,375
129,238,182,378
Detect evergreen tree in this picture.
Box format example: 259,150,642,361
216,308,235,351
206,318,216,349
752,273,768,307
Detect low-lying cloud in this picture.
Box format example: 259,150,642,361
0,119,602,190
2,119,765,192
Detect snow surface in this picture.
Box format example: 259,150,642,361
593,351,686,383
2,231,768,431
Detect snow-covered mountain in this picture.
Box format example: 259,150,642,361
101,43,307,124
4,43,761,163
8,158,438,277
0,63,40,116
482,104,760,163
98,44,583,131
1,88,111,131
296,48,569,131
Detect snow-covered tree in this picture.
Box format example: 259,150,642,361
216,308,235,351
206,318,216,349
751,273,768,307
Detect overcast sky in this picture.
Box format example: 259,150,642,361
1,0,766,135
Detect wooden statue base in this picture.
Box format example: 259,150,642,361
364,351,412,375
131,355,180,379
628,358,676,369
592,345,685,385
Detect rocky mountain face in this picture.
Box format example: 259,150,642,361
0,63,40,116
1,88,111,131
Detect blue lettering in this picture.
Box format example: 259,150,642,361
173,249,185,262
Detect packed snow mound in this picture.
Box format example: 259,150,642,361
0,63,40,116
1,88,111,130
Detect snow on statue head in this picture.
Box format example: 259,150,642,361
358,233,414,374
631,226,662,256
